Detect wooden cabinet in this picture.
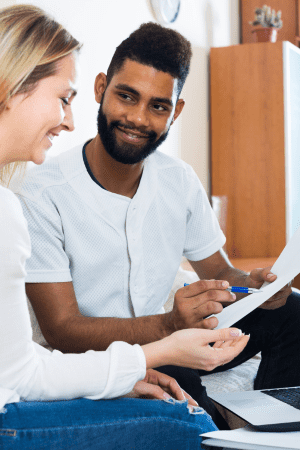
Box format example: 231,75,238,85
210,41,300,261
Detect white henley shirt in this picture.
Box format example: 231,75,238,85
15,144,225,346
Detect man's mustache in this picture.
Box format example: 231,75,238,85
111,121,157,140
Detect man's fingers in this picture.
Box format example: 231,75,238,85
195,301,223,319
181,279,229,297
250,266,276,283
201,316,219,330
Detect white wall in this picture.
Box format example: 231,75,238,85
1,0,240,193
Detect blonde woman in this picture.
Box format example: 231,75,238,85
0,5,249,449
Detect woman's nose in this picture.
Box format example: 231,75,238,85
62,106,75,132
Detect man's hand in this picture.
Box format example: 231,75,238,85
165,280,236,332
124,369,198,409
245,266,292,309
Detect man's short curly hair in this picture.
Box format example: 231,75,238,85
106,22,192,96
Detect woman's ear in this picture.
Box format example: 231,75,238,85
2,92,24,114
94,73,107,104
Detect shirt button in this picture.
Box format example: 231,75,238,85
134,286,138,293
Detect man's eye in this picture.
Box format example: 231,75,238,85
61,98,69,106
153,104,167,111
119,93,132,101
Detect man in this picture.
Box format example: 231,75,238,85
16,23,299,428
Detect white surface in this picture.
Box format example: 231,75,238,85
0,185,146,411
203,425,300,449
203,438,295,450
283,41,300,241
215,224,300,329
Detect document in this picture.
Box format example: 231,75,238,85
215,226,300,329
202,425,300,449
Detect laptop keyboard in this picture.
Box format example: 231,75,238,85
262,387,300,410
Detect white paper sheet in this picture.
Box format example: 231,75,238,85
215,225,300,329
203,439,294,450
202,425,300,449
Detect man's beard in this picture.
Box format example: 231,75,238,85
97,103,170,165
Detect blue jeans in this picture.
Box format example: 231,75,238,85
0,397,217,450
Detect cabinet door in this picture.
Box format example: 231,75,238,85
240,0,297,45
210,42,286,258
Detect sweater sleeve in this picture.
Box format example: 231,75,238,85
0,187,146,406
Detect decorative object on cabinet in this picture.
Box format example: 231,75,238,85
210,41,300,289
252,27,278,43
249,5,283,28
240,0,299,46
249,5,282,42
149,0,180,25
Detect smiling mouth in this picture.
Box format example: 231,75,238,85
116,126,149,143
46,132,57,141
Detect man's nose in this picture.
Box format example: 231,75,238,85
126,104,150,129
62,106,75,132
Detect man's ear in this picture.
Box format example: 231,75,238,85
171,99,185,124
94,72,107,104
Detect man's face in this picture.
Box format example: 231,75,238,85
96,59,184,165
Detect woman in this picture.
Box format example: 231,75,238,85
0,5,249,449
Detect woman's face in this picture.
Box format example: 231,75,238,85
3,53,78,165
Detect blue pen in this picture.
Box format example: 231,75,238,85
184,283,261,294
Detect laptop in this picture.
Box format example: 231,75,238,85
209,386,300,431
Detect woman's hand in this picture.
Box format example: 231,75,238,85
124,369,198,408
167,328,249,370
142,328,250,371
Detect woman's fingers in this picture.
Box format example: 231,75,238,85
129,371,200,406
142,369,197,403
213,339,234,349
128,381,172,400
153,372,186,402
181,388,199,406
197,327,243,346
206,334,250,370
217,334,250,365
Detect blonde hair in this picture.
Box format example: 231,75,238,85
0,4,81,186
